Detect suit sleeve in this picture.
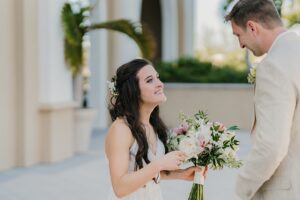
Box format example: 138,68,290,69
235,59,296,199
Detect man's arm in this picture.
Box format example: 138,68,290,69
236,59,296,199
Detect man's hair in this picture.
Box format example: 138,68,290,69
225,0,283,29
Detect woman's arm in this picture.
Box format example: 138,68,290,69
161,166,207,181
105,120,185,198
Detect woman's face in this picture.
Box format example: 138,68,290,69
137,65,167,105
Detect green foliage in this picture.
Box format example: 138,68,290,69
284,11,300,27
61,3,88,76
156,57,248,83
227,125,239,131
61,3,156,76
223,0,235,12
88,20,156,60
195,111,209,124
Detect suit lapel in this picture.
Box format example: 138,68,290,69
251,83,257,133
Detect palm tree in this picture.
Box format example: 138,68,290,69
61,2,156,76
61,2,156,107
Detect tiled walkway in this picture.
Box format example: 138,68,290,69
0,130,251,200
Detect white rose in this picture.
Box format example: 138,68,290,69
179,136,199,160
218,133,228,145
224,147,237,158
197,125,211,141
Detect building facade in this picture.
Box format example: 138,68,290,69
0,0,195,171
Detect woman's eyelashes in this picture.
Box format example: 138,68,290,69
146,78,153,83
146,75,160,83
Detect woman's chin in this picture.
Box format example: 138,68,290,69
157,94,167,103
161,96,167,102
151,98,167,106
157,98,167,105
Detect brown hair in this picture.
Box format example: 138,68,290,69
225,0,283,30
109,59,168,171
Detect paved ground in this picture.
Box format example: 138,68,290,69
0,130,251,200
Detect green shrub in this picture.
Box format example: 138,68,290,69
155,57,248,83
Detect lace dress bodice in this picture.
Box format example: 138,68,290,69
107,135,165,200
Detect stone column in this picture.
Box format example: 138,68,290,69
0,0,17,171
107,0,143,77
160,0,179,61
14,0,40,167
38,0,76,162
178,0,195,57
89,0,109,129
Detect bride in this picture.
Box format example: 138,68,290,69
105,59,204,200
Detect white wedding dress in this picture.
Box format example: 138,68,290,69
107,136,165,200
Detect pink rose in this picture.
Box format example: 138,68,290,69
218,123,225,132
197,135,209,149
173,122,189,135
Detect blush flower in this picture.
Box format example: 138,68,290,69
173,122,189,135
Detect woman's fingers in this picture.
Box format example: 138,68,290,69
203,166,208,179
175,151,185,158
175,151,186,161
194,166,203,173
159,151,187,171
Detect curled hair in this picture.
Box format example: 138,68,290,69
225,0,283,29
109,58,168,170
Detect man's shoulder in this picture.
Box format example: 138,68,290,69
289,24,300,35
265,31,300,65
271,30,300,52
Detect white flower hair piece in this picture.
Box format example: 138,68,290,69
247,66,256,84
107,76,118,98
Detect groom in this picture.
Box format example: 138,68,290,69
225,0,300,199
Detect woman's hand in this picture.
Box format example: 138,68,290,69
154,151,186,171
175,166,209,181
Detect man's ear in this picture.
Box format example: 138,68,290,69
246,20,258,34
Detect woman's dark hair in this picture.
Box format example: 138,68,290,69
109,58,168,170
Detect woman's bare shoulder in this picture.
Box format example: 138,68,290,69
109,118,131,135
105,118,134,152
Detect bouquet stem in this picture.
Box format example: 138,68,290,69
188,172,204,200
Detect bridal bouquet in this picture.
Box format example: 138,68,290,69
167,111,242,200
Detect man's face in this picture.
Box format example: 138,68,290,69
231,20,264,56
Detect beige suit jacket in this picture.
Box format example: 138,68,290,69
236,31,300,200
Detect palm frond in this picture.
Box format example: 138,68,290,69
61,3,88,76
88,19,156,60
61,3,156,76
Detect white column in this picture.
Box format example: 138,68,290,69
89,0,109,129
182,0,195,57
160,0,179,61
37,0,76,163
0,0,17,171
38,0,73,104
15,0,40,166
108,0,143,72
